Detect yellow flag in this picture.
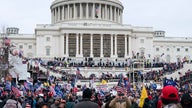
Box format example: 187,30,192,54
44,82,49,87
139,86,148,108
101,79,107,85
134,84,136,91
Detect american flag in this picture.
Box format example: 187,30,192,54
35,60,39,67
19,50,24,58
95,5,99,18
76,67,80,75
24,82,32,90
49,86,56,96
4,37,11,46
12,86,21,96
115,86,127,95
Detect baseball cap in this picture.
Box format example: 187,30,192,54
161,86,179,101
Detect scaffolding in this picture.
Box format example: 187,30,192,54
128,56,145,84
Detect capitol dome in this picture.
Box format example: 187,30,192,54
50,0,124,24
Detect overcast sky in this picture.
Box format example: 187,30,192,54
0,0,192,37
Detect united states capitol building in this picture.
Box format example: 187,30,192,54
3,0,192,63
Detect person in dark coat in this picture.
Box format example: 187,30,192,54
65,97,75,108
181,93,192,108
74,88,98,108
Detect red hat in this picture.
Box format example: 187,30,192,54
161,86,179,101
48,92,54,97
148,95,152,100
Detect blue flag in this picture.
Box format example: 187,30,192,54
164,79,176,87
5,82,11,91
152,83,157,90
55,86,64,98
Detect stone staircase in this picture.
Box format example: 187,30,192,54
39,65,62,78
165,63,192,79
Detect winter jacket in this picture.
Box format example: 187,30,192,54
74,98,98,108
163,103,182,108
3,99,22,108
109,97,132,108
65,102,75,108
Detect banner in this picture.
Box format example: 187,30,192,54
96,84,108,92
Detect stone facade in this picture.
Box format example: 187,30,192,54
2,0,192,63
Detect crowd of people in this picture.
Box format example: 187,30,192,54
0,57,190,108
48,57,179,68
36,57,184,81
0,77,192,108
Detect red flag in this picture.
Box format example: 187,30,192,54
76,67,80,75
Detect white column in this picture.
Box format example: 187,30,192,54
70,5,72,18
99,3,101,19
114,7,116,22
80,3,82,19
110,34,113,57
54,8,56,22
105,4,107,20
124,35,127,58
60,35,64,56
114,34,117,57
110,6,112,21
73,4,76,19
120,10,122,24
60,7,63,21
67,5,70,20
58,6,60,21
51,10,54,23
80,34,83,57
102,5,104,19
62,6,65,20
55,8,58,22
119,10,121,23
117,8,119,23
90,34,93,57
86,3,89,19
92,3,95,19
76,34,79,57
64,6,66,19
66,33,69,56
100,34,103,57
128,35,132,57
